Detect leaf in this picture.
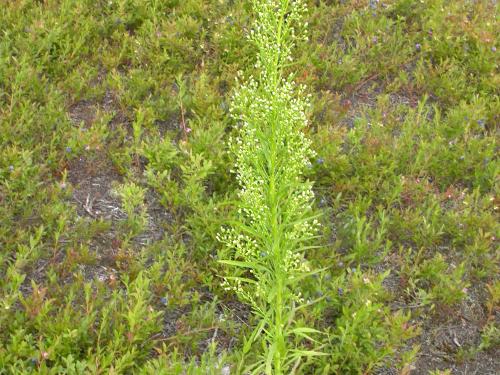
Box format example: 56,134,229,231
223,276,258,285
265,343,276,375
246,360,265,375
244,318,267,354
218,259,267,272
291,267,330,284
291,349,328,357
290,327,323,343
291,327,323,335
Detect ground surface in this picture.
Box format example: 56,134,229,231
0,0,498,374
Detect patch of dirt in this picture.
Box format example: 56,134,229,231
156,293,251,359
66,153,171,282
68,99,96,128
66,153,123,278
413,348,500,375
214,299,251,353
372,247,499,375
68,154,123,221
382,273,500,374
337,76,423,130
102,89,132,133
411,284,500,374
135,190,173,246
68,66,131,135
154,113,182,138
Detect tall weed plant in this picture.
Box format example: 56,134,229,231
217,0,322,373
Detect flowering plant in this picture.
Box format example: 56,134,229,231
217,1,323,373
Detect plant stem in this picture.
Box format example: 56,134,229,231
269,4,289,372
221,1,317,372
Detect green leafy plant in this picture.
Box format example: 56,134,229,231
217,1,323,373
322,269,418,374
114,181,148,240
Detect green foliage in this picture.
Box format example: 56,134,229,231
142,342,229,375
413,254,468,306
217,1,324,373
323,270,417,374
0,0,497,373
114,181,148,240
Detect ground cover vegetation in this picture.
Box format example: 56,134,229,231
0,0,498,374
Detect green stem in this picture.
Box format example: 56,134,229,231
269,2,291,373
269,104,284,374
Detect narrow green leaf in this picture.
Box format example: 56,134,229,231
218,259,267,272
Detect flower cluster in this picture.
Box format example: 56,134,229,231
222,19,318,281
218,1,319,371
